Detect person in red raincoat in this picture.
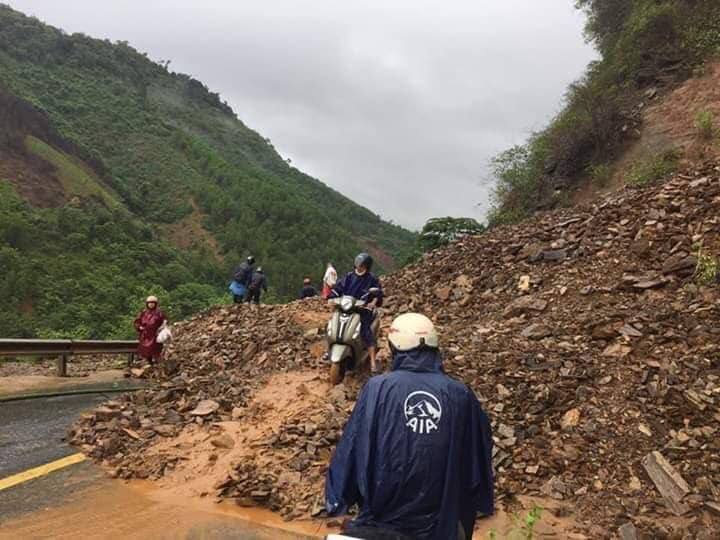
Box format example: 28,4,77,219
133,295,167,363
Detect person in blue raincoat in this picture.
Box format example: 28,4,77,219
329,253,383,373
325,313,494,540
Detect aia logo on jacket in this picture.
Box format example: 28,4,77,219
404,391,442,434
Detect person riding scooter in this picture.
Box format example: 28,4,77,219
329,253,383,373
325,313,494,540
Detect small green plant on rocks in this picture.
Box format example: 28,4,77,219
695,109,717,141
521,505,543,540
694,242,720,285
487,505,543,540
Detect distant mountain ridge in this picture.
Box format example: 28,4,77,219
0,4,415,338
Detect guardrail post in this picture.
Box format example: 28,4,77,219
57,354,68,377
128,353,135,367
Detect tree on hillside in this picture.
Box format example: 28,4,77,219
575,0,633,53
419,217,486,252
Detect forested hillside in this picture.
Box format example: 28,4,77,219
490,0,720,224
0,5,414,339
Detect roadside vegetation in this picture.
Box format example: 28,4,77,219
489,0,720,226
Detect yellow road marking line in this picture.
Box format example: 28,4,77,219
0,453,86,492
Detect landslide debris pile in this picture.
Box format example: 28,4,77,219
69,298,336,480
71,163,720,537
386,161,720,538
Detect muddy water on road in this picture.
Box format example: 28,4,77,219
0,471,578,539
0,478,328,539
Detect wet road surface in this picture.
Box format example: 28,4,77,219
0,393,109,477
0,394,321,538
0,463,320,539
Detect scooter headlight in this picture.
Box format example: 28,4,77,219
340,297,354,312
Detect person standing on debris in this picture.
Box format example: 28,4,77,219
245,266,267,304
133,295,168,365
322,261,337,299
230,255,255,304
329,253,383,373
325,313,494,540
299,277,317,299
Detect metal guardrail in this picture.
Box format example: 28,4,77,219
0,339,138,377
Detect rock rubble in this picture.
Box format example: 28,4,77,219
70,162,720,538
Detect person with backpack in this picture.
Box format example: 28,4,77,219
246,266,268,304
229,256,255,303
325,313,494,540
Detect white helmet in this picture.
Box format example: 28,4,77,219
388,313,439,351
146,295,158,304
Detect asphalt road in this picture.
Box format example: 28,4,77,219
0,393,110,478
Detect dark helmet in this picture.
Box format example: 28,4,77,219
354,252,373,272
247,256,255,265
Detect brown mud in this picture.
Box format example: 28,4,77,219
0,369,127,398
148,370,330,501
0,477,325,539
0,472,580,539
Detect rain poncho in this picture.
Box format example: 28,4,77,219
330,271,383,305
133,308,167,360
325,348,494,540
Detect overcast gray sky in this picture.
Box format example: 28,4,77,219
12,1,596,229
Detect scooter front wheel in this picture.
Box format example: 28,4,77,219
330,362,345,385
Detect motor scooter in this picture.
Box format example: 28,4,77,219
326,288,380,385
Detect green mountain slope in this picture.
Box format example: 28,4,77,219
0,5,415,338
489,0,720,225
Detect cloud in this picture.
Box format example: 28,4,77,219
11,0,597,229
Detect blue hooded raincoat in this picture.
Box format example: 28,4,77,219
325,348,494,540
